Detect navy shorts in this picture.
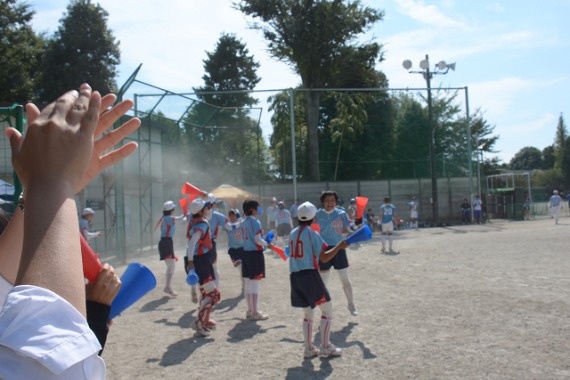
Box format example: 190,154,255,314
290,269,331,308
193,253,216,286
228,247,243,263
277,223,292,237
158,238,174,260
319,248,349,271
241,250,266,280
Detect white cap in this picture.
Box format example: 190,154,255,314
207,193,218,204
82,207,95,216
553,189,559,194
272,197,277,202
163,200,176,211
189,198,209,215
297,202,317,221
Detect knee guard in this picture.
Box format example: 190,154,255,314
207,289,221,305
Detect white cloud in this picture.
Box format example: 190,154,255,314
394,0,468,29
485,3,505,13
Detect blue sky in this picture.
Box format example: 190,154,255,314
29,0,570,163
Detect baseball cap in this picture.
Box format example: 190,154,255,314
207,193,219,204
163,200,176,211
297,202,317,221
82,207,95,216
189,198,210,215
553,190,559,194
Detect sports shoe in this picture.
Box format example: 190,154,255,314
205,319,217,329
191,288,198,304
304,346,320,358
194,321,211,337
164,287,178,296
319,343,342,357
348,303,358,316
247,311,269,320
233,259,242,267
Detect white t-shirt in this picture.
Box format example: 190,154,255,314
0,285,105,379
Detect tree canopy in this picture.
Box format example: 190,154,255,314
38,0,120,102
0,0,45,103
236,0,385,181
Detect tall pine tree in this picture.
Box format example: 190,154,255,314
38,0,120,102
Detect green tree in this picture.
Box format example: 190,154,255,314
0,0,45,103
562,136,570,188
38,0,120,102
509,147,543,170
236,0,384,181
542,145,555,169
183,33,268,185
554,113,567,169
268,90,308,181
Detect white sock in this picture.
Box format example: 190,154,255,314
388,234,393,250
338,268,354,307
320,316,333,348
250,279,261,314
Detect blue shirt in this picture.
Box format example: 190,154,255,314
160,215,176,238
209,211,228,239
550,195,562,207
241,216,263,251
380,204,396,223
289,226,327,273
267,205,278,222
314,208,351,246
276,209,292,225
290,203,299,218
226,221,244,249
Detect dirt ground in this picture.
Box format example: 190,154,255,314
103,215,570,380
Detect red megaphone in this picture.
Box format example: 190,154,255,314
355,196,368,219
80,234,103,282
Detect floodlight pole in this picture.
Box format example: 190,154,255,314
403,54,456,225
289,88,298,201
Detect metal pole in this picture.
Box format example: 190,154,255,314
289,89,298,200
425,54,438,224
465,86,473,221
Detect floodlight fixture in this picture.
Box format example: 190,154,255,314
402,59,412,70
419,59,429,70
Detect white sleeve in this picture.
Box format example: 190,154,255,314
186,232,201,258
254,234,268,247
0,285,105,378
83,230,100,241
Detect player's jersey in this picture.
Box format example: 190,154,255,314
208,210,228,239
160,215,176,238
346,205,356,219
289,226,327,273
550,195,562,207
79,218,90,238
267,205,277,222
380,204,396,224
227,221,244,249
189,218,212,256
241,215,263,251
408,201,418,211
314,208,351,246
276,209,291,225
290,203,299,218
473,199,482,210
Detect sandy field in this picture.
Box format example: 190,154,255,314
103,215,570,380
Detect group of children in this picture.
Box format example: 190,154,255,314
156,190,367,357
